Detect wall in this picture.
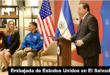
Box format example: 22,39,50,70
54,0,63,31
38,0,43,10
69,0,80,25
80,0,103,66
54,0,103,66
81,0,103,66
72,0,103,66
49,0,54,22
2,0,7,5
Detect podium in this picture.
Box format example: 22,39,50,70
49,36,71,66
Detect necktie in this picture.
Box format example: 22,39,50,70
78,19,83,32
76,19,83,40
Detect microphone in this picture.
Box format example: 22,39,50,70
60,18,78,37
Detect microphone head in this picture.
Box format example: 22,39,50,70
76,18,79,20
73,18,79,20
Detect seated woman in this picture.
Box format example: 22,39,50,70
0,21,20,72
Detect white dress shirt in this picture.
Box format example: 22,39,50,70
82,12,89,20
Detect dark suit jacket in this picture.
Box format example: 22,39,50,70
2,31,20,55
70,13,101,58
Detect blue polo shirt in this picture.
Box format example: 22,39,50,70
7,34,12,45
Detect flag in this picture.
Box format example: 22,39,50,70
55,0,76,51
37,0,55,50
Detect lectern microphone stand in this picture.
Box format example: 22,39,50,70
49,36,71,66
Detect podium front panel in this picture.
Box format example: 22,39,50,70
57,39,71,66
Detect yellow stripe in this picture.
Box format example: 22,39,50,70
71,48,76,52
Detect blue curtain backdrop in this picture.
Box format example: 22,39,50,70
100,0,110,66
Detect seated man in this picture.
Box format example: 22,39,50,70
14,22,43,66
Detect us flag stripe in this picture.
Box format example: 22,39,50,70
37,0,55,50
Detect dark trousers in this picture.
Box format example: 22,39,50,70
83,55,99,66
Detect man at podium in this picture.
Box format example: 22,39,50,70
70,2,101,66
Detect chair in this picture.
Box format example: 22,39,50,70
0,39,22,70
20,48,43,66
10,39,22,66
40,41,57,66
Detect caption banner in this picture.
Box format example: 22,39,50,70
8,67,110,74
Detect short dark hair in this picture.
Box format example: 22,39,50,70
79,2,90,11
30,22,37,28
